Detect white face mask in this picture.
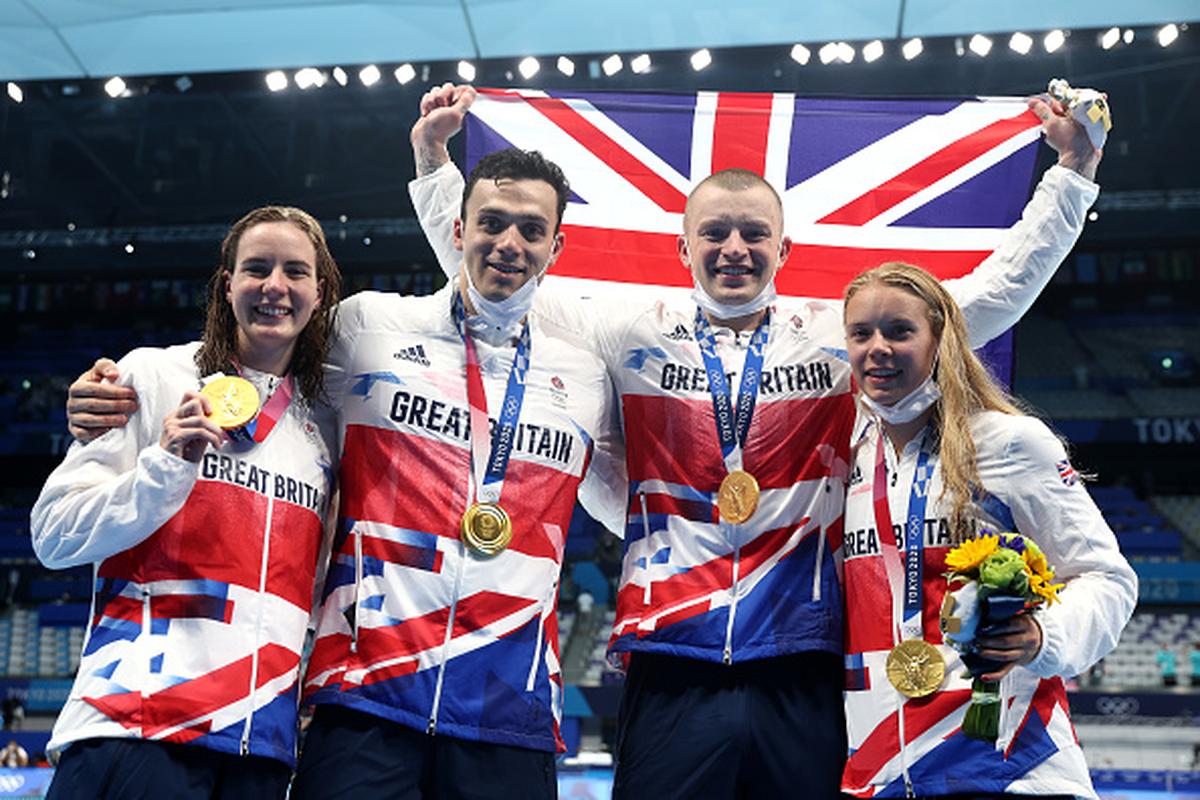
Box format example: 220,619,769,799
462,267,539,338
690,278,778,322
859,369,942,425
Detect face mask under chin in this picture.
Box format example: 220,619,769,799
462,267,539,339
859,369,942,425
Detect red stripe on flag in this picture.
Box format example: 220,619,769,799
517,94,688,213
551,225,993,299
818,110,1041,226
711,92,775,175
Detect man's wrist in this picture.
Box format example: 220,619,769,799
412,135,451,178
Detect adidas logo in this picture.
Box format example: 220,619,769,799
663,323,691,341
393,344,431,366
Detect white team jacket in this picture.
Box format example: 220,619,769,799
31,342,332,766
841,410,1137,798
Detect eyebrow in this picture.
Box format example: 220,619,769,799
476,206,551,225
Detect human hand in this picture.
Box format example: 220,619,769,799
1028,91,1104,182
159,391,225,463
974,614,1043,681
66,358,139,442
412,82,478,176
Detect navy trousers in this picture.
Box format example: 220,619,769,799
46,738,290,800
290,704,558,800
612,651,847,800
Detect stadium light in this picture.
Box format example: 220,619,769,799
6,82,21,103
902,38,923,60
968,34,992,57
359,65,382,86
557,56,575,76
174,76,193,93
862,40,883,63
394,64,416,85
457,60,476,82
265,70,288,92
819,42,839,64
1009,32,1033,55
124,242,135,254
1123,29,1135,44
602,54,623,76
1100,27,1120,49
332,67,348,86
1043,29,1066,53
837,42,855,63
518,57,540,79
631,54,652,74
790,44,811,65
104,76,126,98
294,68,326,90
1157,24,1179,47
690,48,712,71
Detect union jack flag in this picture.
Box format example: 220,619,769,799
464,88,1046,379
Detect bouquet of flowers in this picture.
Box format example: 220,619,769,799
939,531,1063,741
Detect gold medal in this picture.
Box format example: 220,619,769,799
885,639,946,698
461,502,513,557
201,376,259,430
718,470,760,524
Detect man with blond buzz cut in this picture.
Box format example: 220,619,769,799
403,81,1105,798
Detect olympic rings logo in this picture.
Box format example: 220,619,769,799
1094,696,1140,716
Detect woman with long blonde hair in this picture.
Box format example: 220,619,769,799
838,262,1135,798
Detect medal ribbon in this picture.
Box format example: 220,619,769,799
693,307,771,475
228,362,294,444
870,425,933,643
453,291,533,505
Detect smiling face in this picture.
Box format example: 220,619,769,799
453,177,564,304
844,283,939,407
680,181,791,310
224,221,322,373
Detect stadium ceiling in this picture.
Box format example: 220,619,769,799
1,0,1196,80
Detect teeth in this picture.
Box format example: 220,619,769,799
488,262,522,275
256,306,290,317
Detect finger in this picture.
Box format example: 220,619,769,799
453,84,478,110
66,412,130,430
68,423,113,443
981,663,1017,682
1026,97,1051,121
67,379,138,402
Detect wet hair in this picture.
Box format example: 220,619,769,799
684,168,783,227
844,261,1023,540
195,206,342,403
461,148,570,232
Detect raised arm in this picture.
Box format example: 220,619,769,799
409,82,475,279
946,87,1105,348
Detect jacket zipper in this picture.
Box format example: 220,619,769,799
722,524,741,665
639,492,653,605
351,526,363,653
240,493,275,756
428,541,466,734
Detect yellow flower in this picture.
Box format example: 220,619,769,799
1022,547,1049,578
1029,572,1065,604
946,534,999,573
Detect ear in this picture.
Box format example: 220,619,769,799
314,278,324,309
452,217,465,253
540,230,566,279
777,235,793,270
223,271,233,305
677,234,691,270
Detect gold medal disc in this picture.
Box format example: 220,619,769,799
718,470,760,524
201,376,260,430
885,639,946,698
461,502,513,557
